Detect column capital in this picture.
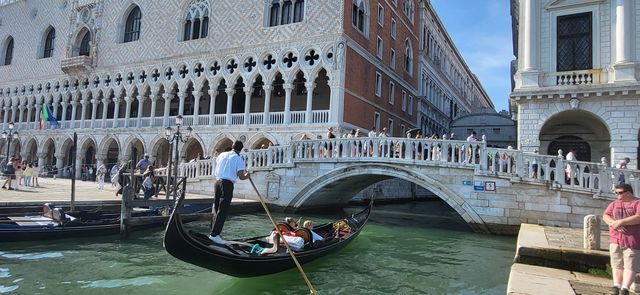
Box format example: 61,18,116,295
177,92,186,98
305,81,315,89
89,99,97,104
262,85,272,91
162,93,174,101
243,87,252,94
283,83,294,90
148,94,157,101
225,88,236,96
69,100,78,106
136,95,146,102
113,97,121,104
207,89,218,96
101,97,111,103
191,91,202,98
124,96,133,103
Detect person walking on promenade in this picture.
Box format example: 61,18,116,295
110,164,119,187
2,158,15,190
23,164,33,187
96,163,107,191
208,140,249,244
32,163,40,187
603,183,640,295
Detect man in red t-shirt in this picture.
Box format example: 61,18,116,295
603,183,640,295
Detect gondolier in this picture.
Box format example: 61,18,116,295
209,140,249,244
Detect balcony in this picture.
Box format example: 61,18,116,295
553,69,602,86
61,56,93,74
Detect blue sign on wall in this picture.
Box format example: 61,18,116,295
473,181,485,191
463,180,473,186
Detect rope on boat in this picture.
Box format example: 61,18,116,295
248,177,318,295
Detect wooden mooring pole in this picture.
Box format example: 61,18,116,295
120,185,133,238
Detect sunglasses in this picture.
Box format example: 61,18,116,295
615,191,628,195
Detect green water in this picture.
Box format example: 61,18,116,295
0,202,515,295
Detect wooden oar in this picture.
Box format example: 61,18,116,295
248,177,318,295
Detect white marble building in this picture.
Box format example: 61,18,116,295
0,0,493,177
510,0,640,168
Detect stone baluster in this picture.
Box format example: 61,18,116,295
2,106,8,126
263,85,272,125
225,88,235,125
283,83,293,124
17,105,24,124
305,82,314,124
243,87,251,125
583,215,600,250
208,90,217,126
192,91,201,125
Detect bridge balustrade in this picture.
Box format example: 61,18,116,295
177,137,637,198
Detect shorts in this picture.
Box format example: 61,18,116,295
610,244,640,272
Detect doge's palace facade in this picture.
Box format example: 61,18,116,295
510,0,640,168
0,0,379,173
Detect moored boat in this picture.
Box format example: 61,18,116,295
163,195,371,277
0,203,211,242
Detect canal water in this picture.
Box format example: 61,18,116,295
0,201,515,295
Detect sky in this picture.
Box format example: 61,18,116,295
430,0,514,112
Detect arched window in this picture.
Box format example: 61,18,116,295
352,0,367,34
79,31,91,56
3,36,13,65
268,0,304,27
124,6,142,43
183,0,209,41
404,39,413,74
43,27,56,58
403,0,414,21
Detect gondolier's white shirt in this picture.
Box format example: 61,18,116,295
215,151,246,183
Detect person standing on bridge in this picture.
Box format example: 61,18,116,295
208,140,250,245
603,183,640,295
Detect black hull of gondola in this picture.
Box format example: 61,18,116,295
163,196,371,277
0,204,211,242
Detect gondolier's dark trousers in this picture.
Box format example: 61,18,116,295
210,179,234,236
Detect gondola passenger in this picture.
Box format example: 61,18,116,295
303,220,324,243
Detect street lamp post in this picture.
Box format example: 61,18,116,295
2,122,18,165
165,115,192,200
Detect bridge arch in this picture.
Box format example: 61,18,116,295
288,163,489,233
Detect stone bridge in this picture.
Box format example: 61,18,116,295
180,138,639,233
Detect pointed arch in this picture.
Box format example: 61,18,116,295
208,133,236,156
122,4,142,43
2,36,14,65
182,0,209,41
41,25,56,58
247,132,280,149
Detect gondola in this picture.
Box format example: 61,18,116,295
163,195,372,277
0,203,211,242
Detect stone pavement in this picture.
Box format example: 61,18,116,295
0,177,252,205
508,224,636,295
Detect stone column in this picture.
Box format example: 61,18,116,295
75,156,83,180
101,97,110,128
10,106,17,123
96,154,105,173
2,106,8,125
192,91,201,125
26,100,33,128
18,105,24,124
518,0,540,87
225,88,235,125
37,152,46,170
80,100,88,128
124,96,132,127
283,83,293,124
112,97,121,128
328,81,341,123
136,95,145,127
55,153,64,177
305,81,315,124
90,99,98,128
52,98,60,119
149,94,157,126
243,87,252,125
263,85,272,125
69,101,77,128
177,92,186,117
208,90,217,126
615,0,631,63
34,102,41,130
60,102,68,124
162,93,173,126
613,0,636,82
